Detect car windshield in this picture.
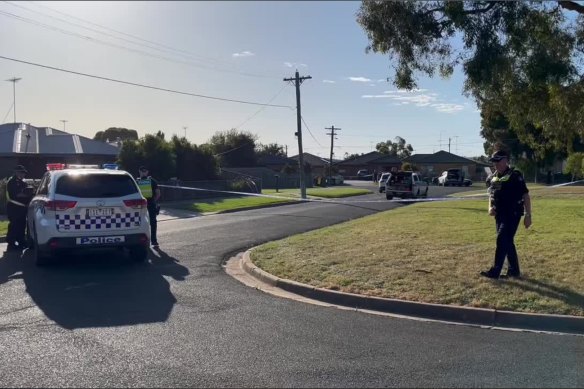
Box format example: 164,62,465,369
56,174,139,198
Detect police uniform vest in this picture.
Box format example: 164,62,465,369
489,168,525,215
136,177,153,199
6,176,27,207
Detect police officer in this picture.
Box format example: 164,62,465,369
5,165,31,251
136,166,161,247
480,150,532,279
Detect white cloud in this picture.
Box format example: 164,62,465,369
348,77,372,83
284,62,308,68
430,103,465,113
363,89,465,114
232,51,254,58
322,80,336,84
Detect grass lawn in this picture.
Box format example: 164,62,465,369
251,185,584,316
0,220,7,237
174,187,372,214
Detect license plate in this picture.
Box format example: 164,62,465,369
86,208,113,217
76,236,125,245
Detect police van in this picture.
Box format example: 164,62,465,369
26,163,151,265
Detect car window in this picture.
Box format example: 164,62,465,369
55,174,139,198
36,174,50,195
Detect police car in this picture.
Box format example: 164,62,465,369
26,163,151,265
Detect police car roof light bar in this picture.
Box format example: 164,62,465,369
66,164,100,169
46,163,66,171
102,163,119,170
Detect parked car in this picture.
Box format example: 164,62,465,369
27,163,151,265
377,172,391,193
357,169,373,180
386,171,429,199
438,169,468,186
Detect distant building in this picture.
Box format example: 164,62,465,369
403,150,491,181
0,123,120,179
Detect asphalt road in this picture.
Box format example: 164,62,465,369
1,184,583,388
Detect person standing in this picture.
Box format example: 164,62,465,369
136,166,161,247
480,150,532,279
5,165,31,251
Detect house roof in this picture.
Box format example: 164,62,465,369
337,151,383,166
257,154,297,166
0,123,119,156
289,152,329,167
368,154,403,165
404,150,483,165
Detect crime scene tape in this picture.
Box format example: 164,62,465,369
158,184,490,205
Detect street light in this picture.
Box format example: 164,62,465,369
60,119,68,132
5,77,21,123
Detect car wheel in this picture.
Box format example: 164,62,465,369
386,194,393,200
129,246,148,262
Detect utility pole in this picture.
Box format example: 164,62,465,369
285,145,288,157
183,126,187,138
325,125,341,180
60,119,68,132
6,77,21,123
284,70,311,199
448,137,451,153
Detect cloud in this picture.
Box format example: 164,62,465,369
363,89,466,114
284,62,308,68
322,80,336,84
232,51,254,58
348,77,372,83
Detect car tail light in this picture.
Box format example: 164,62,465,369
45,200,77,211
124,199,147,209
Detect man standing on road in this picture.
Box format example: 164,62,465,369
5,165,31,251
480,150,532,279
136,166,161,248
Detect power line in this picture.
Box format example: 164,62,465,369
233,84,292,130
0,8,277,80
0,55,293,108
2,101,14,123
300,115,324,148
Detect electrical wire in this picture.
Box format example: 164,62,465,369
300,115,324,148
233,84,292,130
2,101,14,123
0,8,277,79
0,55,293,108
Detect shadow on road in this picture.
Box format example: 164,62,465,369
0,246,189,330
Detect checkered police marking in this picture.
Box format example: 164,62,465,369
56,212,141,231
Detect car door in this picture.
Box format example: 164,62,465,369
28,173,50,237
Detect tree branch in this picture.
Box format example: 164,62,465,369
424,1,498,17
558,1,584,14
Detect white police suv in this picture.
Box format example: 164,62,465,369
27,163,151,265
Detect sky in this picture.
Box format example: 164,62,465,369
0,1,486,159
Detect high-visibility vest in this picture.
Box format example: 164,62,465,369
136,177,153,199
6,177,26,207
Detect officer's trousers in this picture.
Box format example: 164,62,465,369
6,203,27,247
492,213,522,276
147,202,158,244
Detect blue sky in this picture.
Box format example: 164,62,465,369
0,1,486,158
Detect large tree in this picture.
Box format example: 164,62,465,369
208,129,258,167
357,1,584,155
94,127,138,142
256,143,287,158
376,136,413,158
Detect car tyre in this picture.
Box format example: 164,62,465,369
129,245,148,262
386,194,393,200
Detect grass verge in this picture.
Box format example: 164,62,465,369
0,220,7,237
264,187,372,198
251,186,584,316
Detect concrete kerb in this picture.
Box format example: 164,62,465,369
241,250,584,335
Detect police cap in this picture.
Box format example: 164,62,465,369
489,150,509,162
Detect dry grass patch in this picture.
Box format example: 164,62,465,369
252,187,584,316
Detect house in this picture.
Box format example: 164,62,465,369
0,123,120,179
289,152,331,176
257,154,299,173
335,151,384,177
403,150,491,181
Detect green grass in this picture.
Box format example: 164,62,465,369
264,187,372,198
185,195,294,213
0,220,7,237
251,186,584,316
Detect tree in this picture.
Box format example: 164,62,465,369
208,129,258,167
256,143,286,158
94,127,138,142
343,152,363,160
376,136,413,158
564,152,584,181
357,1,584,155
170,135,218,181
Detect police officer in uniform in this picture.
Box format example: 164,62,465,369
136,166,161,247
5,165,32,251
480,150,532,279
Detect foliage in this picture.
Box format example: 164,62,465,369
357,1,584,155
170,135,218,181
564,152,584,180
256,143,287,158
343,152,364,160
208,129,258,167
375,136,413,158
94,127,138,142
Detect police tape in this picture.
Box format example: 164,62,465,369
158,184,489,205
